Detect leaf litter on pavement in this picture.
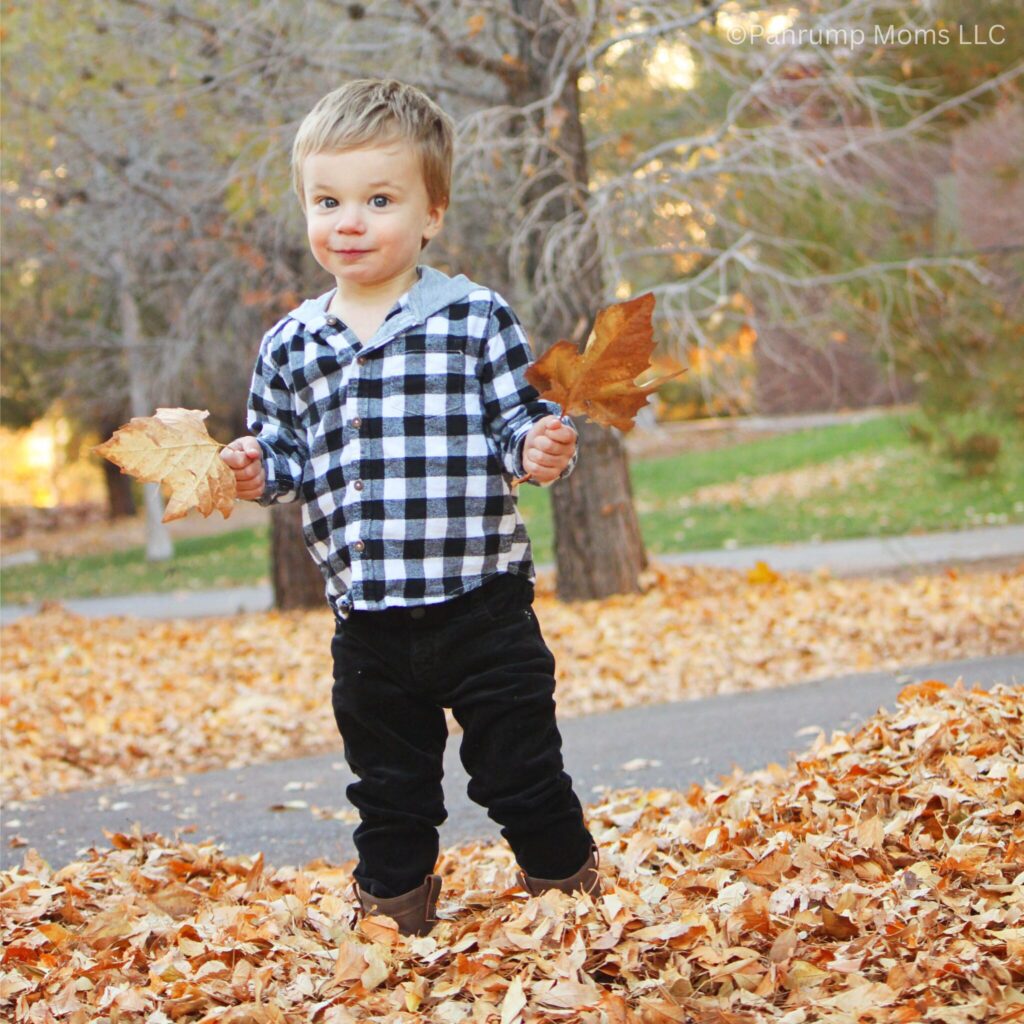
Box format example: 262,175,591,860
2,682,1021,1022
2,562,1022,802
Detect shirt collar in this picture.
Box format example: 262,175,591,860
287,265,477,351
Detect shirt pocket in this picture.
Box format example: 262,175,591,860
382,347,480,420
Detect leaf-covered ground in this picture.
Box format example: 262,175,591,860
2,682,1021,1022
2,562,1022,802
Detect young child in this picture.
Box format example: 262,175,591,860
221,79,598,937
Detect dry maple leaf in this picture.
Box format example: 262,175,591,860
525,292,684,433
94,408,236,522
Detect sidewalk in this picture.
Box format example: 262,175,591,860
4,653,1020,871
665,523,1024,574
2,524,1022,625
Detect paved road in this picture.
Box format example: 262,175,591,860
3,524,1022,625
4,653,1020,872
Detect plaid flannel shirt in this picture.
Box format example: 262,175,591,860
248,266,576,618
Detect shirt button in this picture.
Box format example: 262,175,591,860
325,315,340,328
353,480,364,491
351,417,362,429
357,356,367,366
353,540,365,553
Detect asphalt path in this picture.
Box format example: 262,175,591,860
3,653,1020,873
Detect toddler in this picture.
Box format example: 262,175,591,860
221,79,598,936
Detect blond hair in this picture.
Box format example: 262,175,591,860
291,79,454,208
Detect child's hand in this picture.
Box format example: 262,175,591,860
522,416,577,485
220,437,266,501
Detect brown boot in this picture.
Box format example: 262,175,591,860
354,874,442,936
518,845,601,898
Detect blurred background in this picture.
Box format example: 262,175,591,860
2,0,1021,608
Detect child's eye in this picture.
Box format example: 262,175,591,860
316,197,337,209
370,195,390,209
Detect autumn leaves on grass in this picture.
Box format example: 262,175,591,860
95,294,682,516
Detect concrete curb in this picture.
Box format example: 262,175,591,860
3,524,1022,625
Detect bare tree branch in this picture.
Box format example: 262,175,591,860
586,1,728,64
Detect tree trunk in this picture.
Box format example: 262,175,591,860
267,243,325,611
270,501,324,610
102,459,137,519
98,417,138,518
114,251,173,561
549,418,647,597
510,0,647,601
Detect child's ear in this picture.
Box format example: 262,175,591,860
422,198,447,243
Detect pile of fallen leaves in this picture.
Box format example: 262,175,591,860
2,681,1021,1022
3,563,1022,802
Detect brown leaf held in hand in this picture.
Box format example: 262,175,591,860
94,408,236,522
525,292,683,432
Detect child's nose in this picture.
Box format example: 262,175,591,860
332,206,365,233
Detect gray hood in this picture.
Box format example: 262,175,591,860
285,265,478,354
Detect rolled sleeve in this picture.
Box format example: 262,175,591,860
556,420,579,481
246,331,307,505
480,296,572,484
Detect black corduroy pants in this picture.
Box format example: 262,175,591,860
330,571,594,898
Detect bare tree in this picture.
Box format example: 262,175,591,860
309,0,1017,598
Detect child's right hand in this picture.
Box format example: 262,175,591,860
220,437,266,501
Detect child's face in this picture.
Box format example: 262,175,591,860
302,141,445,296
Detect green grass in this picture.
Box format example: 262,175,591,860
518,411,1024,563
4,411,1022,604
2,527,269,606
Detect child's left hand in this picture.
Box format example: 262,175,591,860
522,416,577,485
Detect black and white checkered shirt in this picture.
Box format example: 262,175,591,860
248,266,576,618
